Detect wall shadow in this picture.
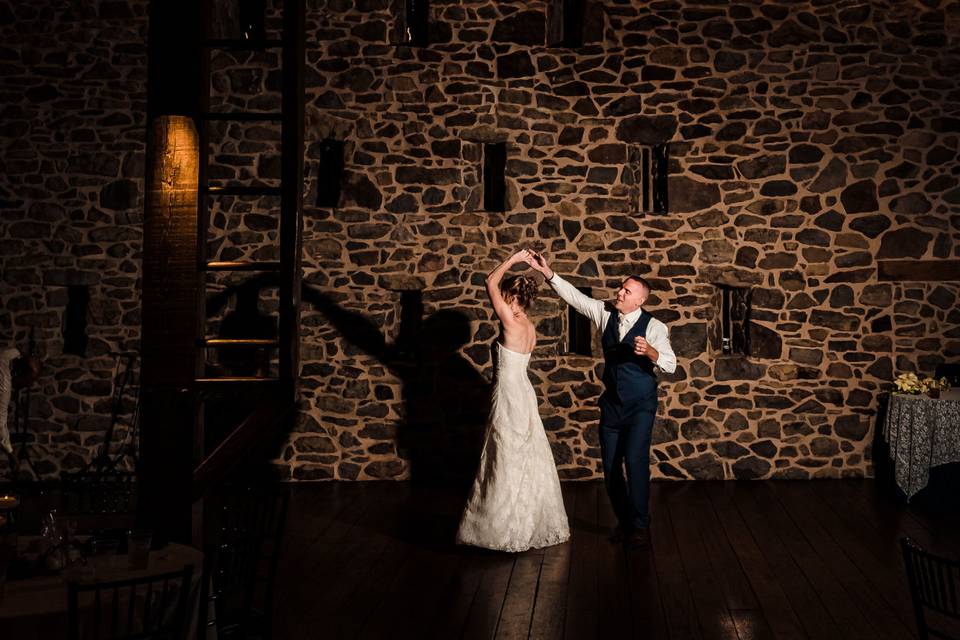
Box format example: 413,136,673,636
301,286,491,488
302,286,492,550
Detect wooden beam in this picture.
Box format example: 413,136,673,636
141,117,202,386
139,115,201,546
279,0,305,401
877,260,960,282
140,0,205,546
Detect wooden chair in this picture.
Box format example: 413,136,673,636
61,469,138,533
199,485,289,639
61,469,137,515
901,537,960,640
67,564,194,640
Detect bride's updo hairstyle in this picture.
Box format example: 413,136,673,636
500,274,538,309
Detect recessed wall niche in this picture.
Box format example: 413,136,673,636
628,143,669,215
564,286,594,356
483,142,507,213
315,139,344,209
393,0,430,47
63,285,90,357
547,0,604,47
709,284,752,356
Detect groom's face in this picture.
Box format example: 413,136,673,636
614,278,648,314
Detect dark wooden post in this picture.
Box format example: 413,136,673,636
279,0,305,400
139,0,206,545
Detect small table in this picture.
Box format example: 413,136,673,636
883,393,960,500
0,539,206,640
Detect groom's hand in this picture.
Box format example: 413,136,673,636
526,252,554,279
633,337,659,362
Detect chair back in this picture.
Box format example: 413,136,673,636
901,537,960,640
200,485,289,639
67,564,194,640
61,470,137,515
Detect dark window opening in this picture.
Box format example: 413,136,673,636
548,0,587,48
719,285,751,355
396,290,423,359
561,0,587,47
64,285,90,356
631,143,669,215
483,142,507,213
238,0,266,43
566,287,593,356
650,143,669,214
403,0,430,47
316,139,345,209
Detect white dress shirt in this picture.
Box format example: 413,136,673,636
548,273,677,374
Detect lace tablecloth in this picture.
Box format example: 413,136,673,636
883,393,960,500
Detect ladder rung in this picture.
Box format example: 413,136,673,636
195,377,281,386
203,39,284,50
203,261,281,272
200,339,279,348
202,112,283,122
203,185,282,197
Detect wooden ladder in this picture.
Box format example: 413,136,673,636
192,0,304,496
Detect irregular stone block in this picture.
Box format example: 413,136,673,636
732,456,771,479
679,453,724,480
615,115,677,144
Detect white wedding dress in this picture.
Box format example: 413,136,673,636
456,342,570,552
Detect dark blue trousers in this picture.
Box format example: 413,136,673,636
599,397,656,530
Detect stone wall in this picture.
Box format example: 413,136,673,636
2,0,959,482
283,0,960,481
0,1,147,480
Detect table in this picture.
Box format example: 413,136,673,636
882,393,960,500
0,539,208,639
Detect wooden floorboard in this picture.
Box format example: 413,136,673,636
770,482,917,640
651,483,704,640
705,482,814,640
271,480,954,640
562,482,600,639
742,480,870,640
596,484,632,638
702,482,800,639
667,483,739,640
528,484,576,639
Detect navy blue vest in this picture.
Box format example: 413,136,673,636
600,309,658,411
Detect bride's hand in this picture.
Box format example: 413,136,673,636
510,248,532,264
525,251,553,278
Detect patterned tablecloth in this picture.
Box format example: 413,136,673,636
883,393,960,500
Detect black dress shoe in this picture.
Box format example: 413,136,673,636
624,527,650,549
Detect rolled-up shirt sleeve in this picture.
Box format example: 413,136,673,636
646,318,677,374
547,273,609,330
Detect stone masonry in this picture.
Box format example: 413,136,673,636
1,0,959,481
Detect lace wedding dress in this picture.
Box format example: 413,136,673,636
456,342,570,552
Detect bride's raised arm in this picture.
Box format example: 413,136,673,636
485,249,531,325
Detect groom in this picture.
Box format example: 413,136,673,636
527,254,676,547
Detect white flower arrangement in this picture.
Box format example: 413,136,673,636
894,372,950,395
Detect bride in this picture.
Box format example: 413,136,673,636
456,249,570,552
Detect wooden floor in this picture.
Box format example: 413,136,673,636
273,480,959,640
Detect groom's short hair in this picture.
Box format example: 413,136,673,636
626,275,651,293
